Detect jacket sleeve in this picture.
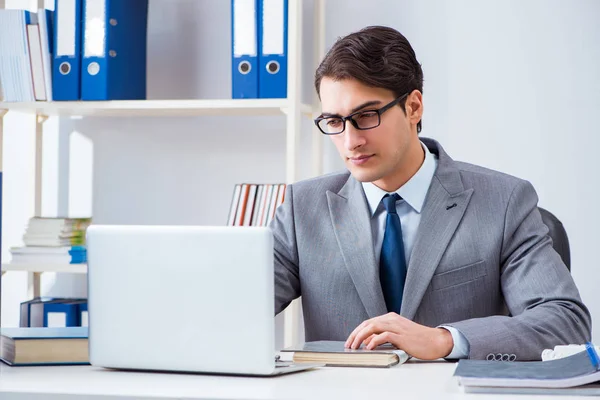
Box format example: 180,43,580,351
446,180,591,360
270,184,301,315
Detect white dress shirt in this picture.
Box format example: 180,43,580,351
361,142,469,359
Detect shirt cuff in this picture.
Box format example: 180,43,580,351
439,325,470,359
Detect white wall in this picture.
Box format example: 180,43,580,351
3,0,600,343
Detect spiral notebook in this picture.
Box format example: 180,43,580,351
455,343,600,395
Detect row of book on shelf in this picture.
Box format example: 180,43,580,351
0,0,290,102
227,183,286,227
0,0,148,102
9,217,91,264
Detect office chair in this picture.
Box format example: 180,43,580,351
538,207,571,271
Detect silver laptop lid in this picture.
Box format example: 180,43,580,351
87,225,275,375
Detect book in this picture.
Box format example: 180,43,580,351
26,217,92,231
10,245,87,264
0,327,89,366
454,344,600,395
22,217,91,246
280,340,410,368
227,184,242,226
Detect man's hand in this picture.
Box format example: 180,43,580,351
344,312,454,360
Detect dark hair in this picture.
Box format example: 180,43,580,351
315,26,424,133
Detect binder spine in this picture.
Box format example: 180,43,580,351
53,0,82,100
81,0,108,99
231,0,259,98
258,0,287,98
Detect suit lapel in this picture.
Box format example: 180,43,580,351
327,176,388,319
400,138,474,320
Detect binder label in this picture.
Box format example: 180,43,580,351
233,0,257,57
262,0,284,55
56,0,77,56
84,0,106,57
47,312,67,328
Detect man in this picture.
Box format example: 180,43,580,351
272,26,591,361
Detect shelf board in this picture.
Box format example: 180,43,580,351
0,99,314,118
1,263,87,274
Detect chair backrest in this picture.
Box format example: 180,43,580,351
538,207,571,271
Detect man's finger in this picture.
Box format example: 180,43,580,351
350,322,382,349
366,331,400,350
345,318,376,348
363,334,376,347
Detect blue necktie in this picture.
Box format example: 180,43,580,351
380,193,407,314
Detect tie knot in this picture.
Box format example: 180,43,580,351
382,193,401,214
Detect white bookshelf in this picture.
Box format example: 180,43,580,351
0,99,314,118
1,263,87,274
0,0,324,347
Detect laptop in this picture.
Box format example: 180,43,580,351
86,225,320,376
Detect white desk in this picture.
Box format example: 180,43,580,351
0,361,585,400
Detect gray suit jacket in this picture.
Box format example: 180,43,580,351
272,138,591,360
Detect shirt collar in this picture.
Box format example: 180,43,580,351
362,141,437,215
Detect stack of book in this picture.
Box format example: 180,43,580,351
227,183,286,227
10,217,91,264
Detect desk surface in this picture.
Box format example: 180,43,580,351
0,361,586,400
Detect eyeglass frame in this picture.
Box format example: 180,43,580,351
314,92,410,135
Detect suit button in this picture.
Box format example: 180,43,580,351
486,353,495,361
509,354,517,361
495,353,503,361
501,354,510,361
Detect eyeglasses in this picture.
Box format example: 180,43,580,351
314,93,409,135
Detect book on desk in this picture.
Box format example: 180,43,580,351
280,340,410,368
0,327,89,366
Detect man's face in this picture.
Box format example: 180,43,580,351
319,78,419,190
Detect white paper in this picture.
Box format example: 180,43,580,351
233,0,256,57
83,0,106,57
81,311,89,327
47,312,67,327
56,0,76,56
262,0,284,55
